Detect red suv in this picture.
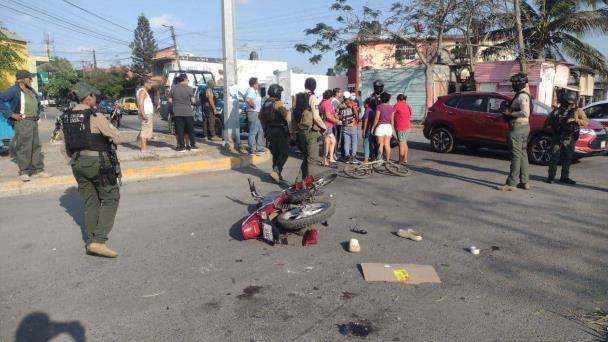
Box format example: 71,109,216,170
423,92,608,164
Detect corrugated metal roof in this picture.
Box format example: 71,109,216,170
475,61,543,82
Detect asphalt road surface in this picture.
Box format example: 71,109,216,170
1,130,606,341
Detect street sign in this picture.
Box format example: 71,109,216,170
38,71,49,85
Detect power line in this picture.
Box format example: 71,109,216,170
61,0,132,32
2,0,130,45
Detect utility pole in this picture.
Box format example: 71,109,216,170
164,24,182,70
43,32,51,59
221,0,238,151
92,49,97,71
513,0,527,73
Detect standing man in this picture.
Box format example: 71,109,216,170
62,82,121,258
200,80,221,141
136,77,154,153
245,77,264,155
330,88,344,160
168,74,197,152
497,72,531,191
545,91,589,184
292,77,326,182
1,70,49,181
259,84,291,183
338,91,360,164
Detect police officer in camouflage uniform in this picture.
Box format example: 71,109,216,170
544,91,589,185
62,83,122,258
497,72,531,191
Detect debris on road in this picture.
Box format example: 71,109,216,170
340,291,357,300
338,319,374,337
348,239,361,253
469,246,480,255
396,228,422,241
302,229,318,246
360,263,441,284
141,291,165,298
237,285,262,299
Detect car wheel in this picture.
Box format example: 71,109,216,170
430,127,454,153
528,135,552,165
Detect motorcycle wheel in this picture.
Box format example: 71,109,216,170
313,170,338,188
384,161,412,177
343,164,372,179
276,201,335,231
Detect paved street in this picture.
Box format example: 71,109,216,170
1,130,607,341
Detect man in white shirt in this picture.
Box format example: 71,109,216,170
137,77,154,153
245,77,264,155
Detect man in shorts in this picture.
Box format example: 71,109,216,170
137,77,154,153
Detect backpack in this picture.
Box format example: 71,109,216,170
511,91,534,115
292,92,313,130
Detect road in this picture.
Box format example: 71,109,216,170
1,130,606,341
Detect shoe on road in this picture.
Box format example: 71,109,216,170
176,147,187,153
20,174,30,182
270,171,280,184
34,171,52,178
496,184,516,191
559,178,576,185
397,228,422,241
189,145,199,151
517,183,530,190
86,243,118,258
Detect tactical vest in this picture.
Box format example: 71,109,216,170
339,105,355,125
61,108,111,153
292,92,313,130
260,99,286,127
550,107,580,138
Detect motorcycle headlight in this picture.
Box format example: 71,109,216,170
579,128,595,136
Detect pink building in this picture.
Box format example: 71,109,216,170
474,60,571,107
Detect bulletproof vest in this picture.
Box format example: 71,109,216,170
338,105,355,125
292,92,312,128
260,99,286,127
552,107,580,137
510,91,533,115
61,108,110,153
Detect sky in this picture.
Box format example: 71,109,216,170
1,0,607,74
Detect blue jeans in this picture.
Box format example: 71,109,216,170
343,126,358,157
247,111,264,152
363,132,377,160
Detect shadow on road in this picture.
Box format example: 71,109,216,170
59,187,87,243
15,312,86,342
409,164,502,189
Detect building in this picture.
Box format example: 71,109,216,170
0,28,49,92
152,48,288,94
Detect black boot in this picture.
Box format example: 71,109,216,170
545,177,554,184
559,178,576,185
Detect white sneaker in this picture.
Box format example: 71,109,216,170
20,174,30,182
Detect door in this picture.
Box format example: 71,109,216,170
481,96,511,143
454,95,487,140
584,103,608,128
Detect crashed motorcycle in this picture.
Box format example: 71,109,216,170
241,170,337,243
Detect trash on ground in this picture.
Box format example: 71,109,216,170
237,285,262,299
350,228,367,234
469,246,480,255
321,220,329,227
360,263,441,284
396,228,422,241
338,319,374,337
371,201,377,206
141,291,165,298
348,238,361,253
302,229,318,246
341,291,357,300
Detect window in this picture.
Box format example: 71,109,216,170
585,104,608,119
457,96,485,112
488,97,509,114
445,97,460,108
395,44,417,61
533,100,552,115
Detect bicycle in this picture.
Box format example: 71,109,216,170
343,159,412,178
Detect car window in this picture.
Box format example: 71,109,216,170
532,100,551,115
445,97,459,108
488,97,508,114
457,96,485,112
585,104,608,119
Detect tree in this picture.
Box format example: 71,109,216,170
0,30,24,75
484,0,608,75
40,58,78,98
296,0,462,114
130,14,157,74
87,66,137,100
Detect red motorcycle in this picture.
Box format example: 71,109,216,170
241,170,337,243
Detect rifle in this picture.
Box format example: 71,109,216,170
108,142,122,186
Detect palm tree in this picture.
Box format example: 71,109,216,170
484,0,608,75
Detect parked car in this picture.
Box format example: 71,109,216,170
116,97,138,115
583,100,608,128
98,99,114,114
423,92,608,165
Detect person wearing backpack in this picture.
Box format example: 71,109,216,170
291,77,326,182
497,72,532,191
259,84,291,183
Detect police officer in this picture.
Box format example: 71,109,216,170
259,84,291,183
497,72,531,191
292,77,326,182
545,91,589,184
365,80,385,160
62,83,121,258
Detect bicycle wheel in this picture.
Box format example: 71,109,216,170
343,164,372,179
385,161,412,177
372,161,385,172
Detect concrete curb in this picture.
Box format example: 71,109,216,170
0,151,270,198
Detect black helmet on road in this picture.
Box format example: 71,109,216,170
373,80,384,94
268,84,284,98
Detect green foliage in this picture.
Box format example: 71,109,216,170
130,14,157,74
0,30,24,74
87,67,135,100
40,58,78,98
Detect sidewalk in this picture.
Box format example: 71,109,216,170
0,131,269,198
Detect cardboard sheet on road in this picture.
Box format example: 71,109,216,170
360,263,441,284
